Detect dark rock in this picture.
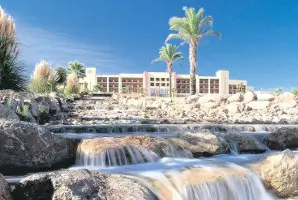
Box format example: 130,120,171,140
264,127,298,150
0,173,13,200
169,130,230,157
0,104,19,120
0,119,78,175
12,170,158,200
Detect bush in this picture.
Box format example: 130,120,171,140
64,73,80,96
291,89,298,96
0,7,27,91
29,60,59,93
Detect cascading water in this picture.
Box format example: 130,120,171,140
120,160,275,200
48,123,298,200
76,144,159,167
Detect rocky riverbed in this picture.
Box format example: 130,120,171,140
65,91,298,125
0,90,298,200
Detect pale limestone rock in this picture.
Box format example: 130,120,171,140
198,94,227,104
243,91,257,103
253,150,298,198
228,93,243,103
247,101,270,110
276,92,298,102
257,93,276,101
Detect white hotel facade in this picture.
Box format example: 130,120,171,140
81,68,247,96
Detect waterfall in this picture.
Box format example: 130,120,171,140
122,160,275,200
76,144,159,167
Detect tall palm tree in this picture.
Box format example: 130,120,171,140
166,7,221,95
152,43,183,98
67,61,86,79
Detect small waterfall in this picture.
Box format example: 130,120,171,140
125,161,275,200
75,135,192,168
76,144,159,167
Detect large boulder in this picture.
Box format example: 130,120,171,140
169,130,230,157
252,150,298,199
228,93,243,103
256,93,276,101
243,91,257,103
0,119,77,175
276,92,298,102
0,174,12,200
12,170,157,200
225,103,244,114
247,101,270,110
224,133,267,154
263,127,298,150
278,100,297,109
198,94,227,104
0,104,19,120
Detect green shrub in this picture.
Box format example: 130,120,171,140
0,8,27,91
291,89,298,96
274,88,283,95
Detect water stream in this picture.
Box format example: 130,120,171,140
7,124,298,199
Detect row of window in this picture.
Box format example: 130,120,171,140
150,78,169,82
150,83,170,87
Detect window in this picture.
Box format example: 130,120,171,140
167,78,169,81
150,83,154,86
161,83,165,86
156,83,160,86
150,78,154,81
161,78,165,81
167,83,169,86
156,78,160,81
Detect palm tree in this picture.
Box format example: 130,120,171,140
67,61,86,79
56,67,67,86
152,44,183,98
166,7,221,94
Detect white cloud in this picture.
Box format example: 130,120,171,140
14,21,133,74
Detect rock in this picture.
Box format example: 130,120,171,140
247,101,270,110
198,94,227,104
185,95,200,104
169,130,230,157
279,100,297,109
224,133,267,153
200,102,219,109
0,119,77,175
0,174,12,200
12,170,157,200
228,93,243,103
0,104,20,120
225,103,242,114
252,150,298,198
256,93,276,101
243,91,257,103
276,92,298,102
263,127,298,150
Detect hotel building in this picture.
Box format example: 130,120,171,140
81,68,247,96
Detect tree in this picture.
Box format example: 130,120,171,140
152,43,183,98
166,7,221,94
291,89,298,96
67,61,86,79
0,7,27,91
274,88,283,95
56,67,67,85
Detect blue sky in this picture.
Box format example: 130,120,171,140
2,0,298,90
